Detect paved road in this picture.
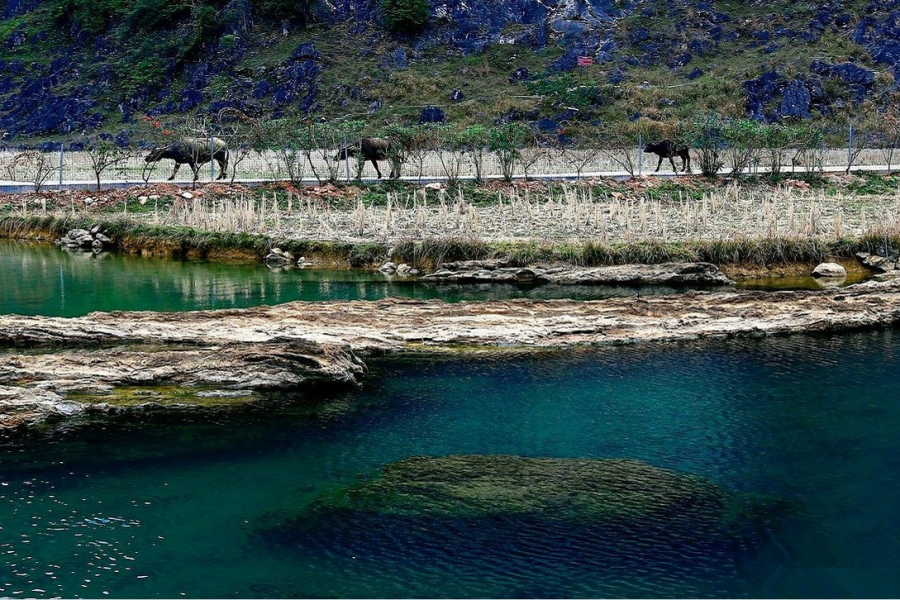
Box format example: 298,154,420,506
0,164,894,194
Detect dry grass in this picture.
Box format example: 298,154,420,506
12,179,895,248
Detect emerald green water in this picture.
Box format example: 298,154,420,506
0,240,695,316
2,332,900,598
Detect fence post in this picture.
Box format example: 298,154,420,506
344,134,350,181
58,144,64,190
847,122,853,172
637,134,643,176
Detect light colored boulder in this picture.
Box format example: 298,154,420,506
812,262,847,278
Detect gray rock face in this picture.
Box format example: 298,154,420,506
264,247,293,264
423,261,735,286
0,385,79,429
812,262,847,278
857,252,898,273
0,341,366,429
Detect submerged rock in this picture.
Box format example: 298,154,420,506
255,455,788,553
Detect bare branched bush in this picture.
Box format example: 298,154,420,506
83,136,135,190
7,150,59,192
216,108,268,184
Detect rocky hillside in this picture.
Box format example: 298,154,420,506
0,0,897,146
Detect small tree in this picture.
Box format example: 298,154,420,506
488,122,530,182
262,118,308,185
216,108,267,184
140,114,176,183
382,123,416,180
170,114,219,189
759,122,793,175
457,125,489,183
722,118,763,177
519,133,550,181
405,123,441,182
600,121,646,178
845,120,869,174
84,136,135,191
7,149,58,192
435,125,467,187
380,0,429,32
558,122,602,180
791,123,826,174
323,120,365,182
873,96,900,172
687,111,726,177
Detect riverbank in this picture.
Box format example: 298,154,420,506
3,174,900,431
2,174,899,278
3,274,900,430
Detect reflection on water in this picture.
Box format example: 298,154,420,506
1,332,900,597
737,273,867,291
0,240,702,316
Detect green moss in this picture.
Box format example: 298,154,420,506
0,16,27,46
254,455,789,545
68,385,258,407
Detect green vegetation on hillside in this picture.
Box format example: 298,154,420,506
0,0,895,144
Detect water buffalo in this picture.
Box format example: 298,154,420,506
643,140,691,173
334,137,401,179
145,137,229,181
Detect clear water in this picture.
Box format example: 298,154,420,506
0,239,736,317
2,332,900,598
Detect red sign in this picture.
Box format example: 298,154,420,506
577,56,594,67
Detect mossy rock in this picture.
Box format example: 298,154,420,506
254,455,789,551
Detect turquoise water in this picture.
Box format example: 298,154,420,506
2,332,900,598
0,240,693,316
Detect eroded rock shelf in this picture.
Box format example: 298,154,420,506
3,276,900,429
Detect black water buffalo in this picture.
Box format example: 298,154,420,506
145,137,229,181
643,139,691,173
334,137,401,179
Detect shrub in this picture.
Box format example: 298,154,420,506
123,0,189,32
50,0,130,34
255,0,313,22
488,122,530,182
380,0,430,32
686,111,726,177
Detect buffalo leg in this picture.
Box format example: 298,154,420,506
370,158,383,179
669,155,678,173
654,156,663,172
168,163,181,181
216,158,228,180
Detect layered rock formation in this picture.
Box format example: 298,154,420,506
4,276,900,430
422,260,734,286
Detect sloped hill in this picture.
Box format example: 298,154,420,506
0,0,897,145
